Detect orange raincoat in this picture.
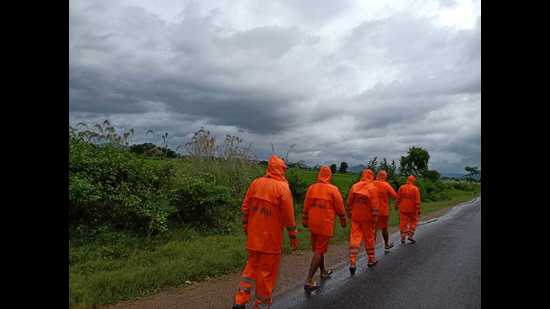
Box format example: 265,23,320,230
302,166,346,254
235,155,297,308
347,169,380,265
373,170,398,230
397,175,421,239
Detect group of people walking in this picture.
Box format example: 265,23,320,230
233,155,421,309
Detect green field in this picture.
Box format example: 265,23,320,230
69,168,479,307
299,170,358,196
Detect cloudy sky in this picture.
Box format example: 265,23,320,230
69,0,481,173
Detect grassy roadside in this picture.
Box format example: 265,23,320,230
70,188,479,308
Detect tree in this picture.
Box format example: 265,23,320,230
390,160,397,177
330,164,337,174
378,158,397,178
339,162,349,173
130,143,157,154
399,147,430,176
130,143,178,158
465,166,480,182
366,157,378,172
423,170,441,182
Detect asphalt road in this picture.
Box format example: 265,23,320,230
272,197,481,309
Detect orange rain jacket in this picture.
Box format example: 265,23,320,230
396,175,421,214
242,155,297,254
347,169,380,222
373,170,398,217
302,166,347,237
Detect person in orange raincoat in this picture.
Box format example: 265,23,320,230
301,166,346,291
346,169,380,275
373,170,398,252
233,155,298,309
396,175,421,244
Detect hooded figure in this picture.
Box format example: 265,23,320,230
265,155,288,183
346,169,380,273
302,166,346,291
373,170,398,251
396,175,421,244
234,155,297,309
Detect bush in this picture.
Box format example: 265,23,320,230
176,157,263,200
400,177,451,202
287,168,307,201
423,170,441,182
413,178,430,202
69,135,264,236
69,137,176,235
168,174,237,232
449,180,479,192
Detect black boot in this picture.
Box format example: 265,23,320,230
349,266,356,276
232,304,246,309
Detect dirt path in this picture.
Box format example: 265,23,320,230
106,205,457,309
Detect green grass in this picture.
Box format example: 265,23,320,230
70,180,479,308
299,170,358,197
70,229,248,307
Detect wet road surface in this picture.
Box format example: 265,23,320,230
271,197,481,309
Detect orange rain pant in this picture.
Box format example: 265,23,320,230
310,233,331,255
235,250,281,308
349,220,377,266
399,212,418,239
376,215,389,230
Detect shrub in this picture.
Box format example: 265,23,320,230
413,178,430,202
168,174,237,232
423,170,441,182
449,180,479,192
69,137,176,235
287,168,307,201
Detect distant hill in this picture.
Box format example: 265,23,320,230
441,172,466,179
345,170,479,180
441,172,480,181
348,164,366,173
346,167,479,180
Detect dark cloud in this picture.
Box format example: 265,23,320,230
69,0,481,173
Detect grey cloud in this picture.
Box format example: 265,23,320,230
70,0,481,173
280,0,353,23
221,26,307,58
248,0,354,27
70,3,313,134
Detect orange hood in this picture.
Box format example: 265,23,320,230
376,170,387,181
360,169,375,182
407,175,416,185
265,155,288,183
316,166,332,184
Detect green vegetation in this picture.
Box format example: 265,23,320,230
69,123,481,308
465,165,481,181
339,161,349,173
70,183,479,307
69,124,262,236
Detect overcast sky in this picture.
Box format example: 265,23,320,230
69,0,481,173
